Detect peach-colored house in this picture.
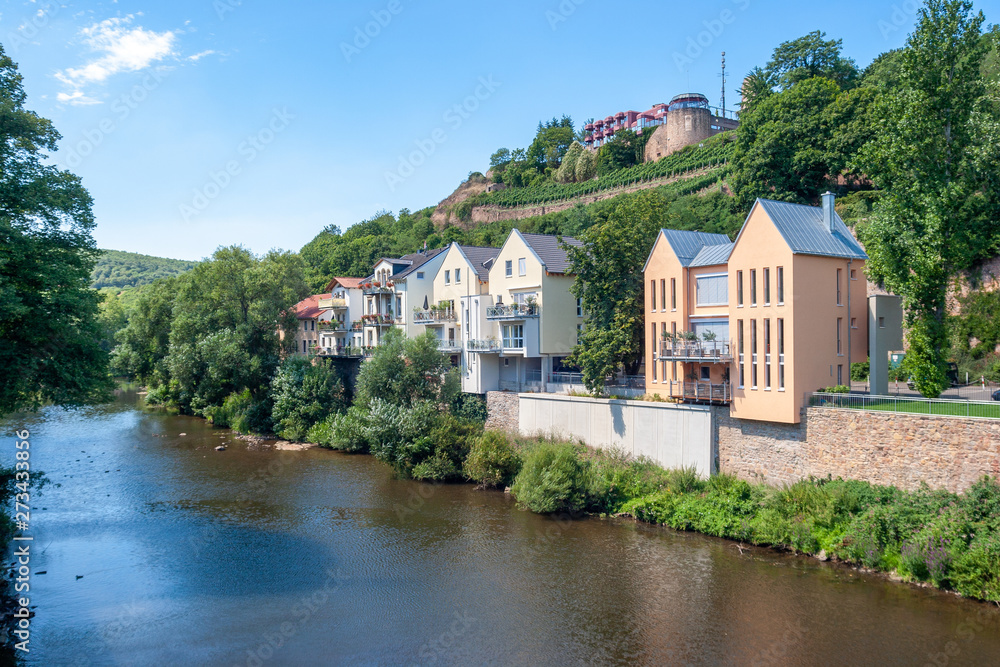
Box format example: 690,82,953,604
643,193,868,424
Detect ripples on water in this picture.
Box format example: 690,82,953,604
2,388,999,666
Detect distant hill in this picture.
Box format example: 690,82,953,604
91,250,198,289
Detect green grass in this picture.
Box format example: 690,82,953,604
811,396,1000,419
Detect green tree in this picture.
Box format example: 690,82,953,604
856,0,1000,397
269,356,347,441
355,328,459,408
565,191,664,393
554,141,585,183
595,129,647,175
526,116,575,171
574,148,596,182
110,277,177,381
764,30,859,90
737,66,775,115
0,44,111,414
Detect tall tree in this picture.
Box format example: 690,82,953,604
0,44,111,414
565,190,664,393
764,30,859,90
856,0,1000,397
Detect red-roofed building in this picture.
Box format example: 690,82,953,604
284,293,331,355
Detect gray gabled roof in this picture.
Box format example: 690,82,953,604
520,232,584,274
660,229,733,267
459,245,501,282
690,242,734,267
756,199,868,260
392,247,448,281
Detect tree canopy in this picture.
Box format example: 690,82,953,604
0,44,111,414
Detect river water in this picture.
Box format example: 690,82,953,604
3,387,999,666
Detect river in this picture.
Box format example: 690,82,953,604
3,387,999,666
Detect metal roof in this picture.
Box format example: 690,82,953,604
756,199,868,260
660,229,733,267
689,242,734,267
393,247,447,280
459,245,501,282
520,232,584,274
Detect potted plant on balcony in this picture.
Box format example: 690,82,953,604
524,295,538,315
701,331,717,356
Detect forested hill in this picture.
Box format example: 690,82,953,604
92,250,199,289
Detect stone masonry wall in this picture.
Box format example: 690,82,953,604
485,391,519,432
716,407,1000,493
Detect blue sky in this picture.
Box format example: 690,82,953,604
3,0,998,261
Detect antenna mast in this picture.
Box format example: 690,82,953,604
720,51,727,118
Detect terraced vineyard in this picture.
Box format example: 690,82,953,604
473,134,734,209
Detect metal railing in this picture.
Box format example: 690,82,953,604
317,297,348,309
361,315,394,326
486,304,540,320
413,308,457,324
361,283,394,295
318,321,348,331
659,339,732,362
669,381,732,403
807,392,1000,419
437,340,462,352
467,339,502,353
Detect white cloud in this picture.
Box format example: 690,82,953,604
56,15,177,105
187,50,216,62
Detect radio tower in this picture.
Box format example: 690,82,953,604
720,52,727,118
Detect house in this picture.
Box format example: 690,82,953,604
286,294,328,355
361,248,447,348
643,193,868,424
476,230,586,392
317,277,365,355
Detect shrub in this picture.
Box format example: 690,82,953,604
822,385,851,393
305,418,333,445
326,405,375,453
510,442,593,514
464,431,522,488
409,415,480,482
270,357,347,441
851,360,870,382
589,450,676,513
451,393,488,424
950,532,1000,600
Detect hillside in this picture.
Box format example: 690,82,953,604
92,250,199,289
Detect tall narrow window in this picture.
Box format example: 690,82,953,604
650,280,656,311
651,323,658,381
838,364,843,385
777,266,784,304
751,320,758,389
671,321,677,382
505,260,512,277
576,297,583,317
445,270,451,285
837,318,843,355
671,278,677,310
455,268,461,284
518,258,527,276
661,322,668,382
837,269,843,305
764,319,771,389
750,269,757,306
660,279,666,310
738,319,745,388
736,271,743,307
763,268,771,305
778,318,785,390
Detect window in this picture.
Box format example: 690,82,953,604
302,340,307,353
505,260,512,277
576,297,583,317
764,319,771,389
850,268,858,280
311,320,315,331
777,267,784,305
445,270,451,285
837,318,843,355
778,318,785,390
501,324,524,349
650,280,656,311
518,258,527,276
750,269,757,306
660,279,666,310
700,367,711,381
736,271,744,307
396,297,402,315
763,268,770,305
652,323,658,381
417,272,425,279
838,364,843,385
738,320,745,388
465,306,470,329
879,316,886,329
503,358,510,367
851,317,858,329
751,319,758,389
577,323,583,344
837,269,843,305
455,268,462,284
671,278,677,310
695,274,728,306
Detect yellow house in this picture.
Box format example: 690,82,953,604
483,229,585,391
643,193,868,424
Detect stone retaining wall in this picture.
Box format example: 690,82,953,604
485,391,519,432
716,407,1000,493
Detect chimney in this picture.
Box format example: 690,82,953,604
822,192,835,232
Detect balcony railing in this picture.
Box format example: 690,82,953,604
318,321,348,331
437,339,462,352
350,321,363,332
467,339,502,353
413,308,457,324
317,297,348,309
668,380,732,403
361,282,394,295
659,339,733,362
316,346,363,358
486,304,540,320
361,314,394,326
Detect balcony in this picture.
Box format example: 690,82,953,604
316,346,363,358
361,314,394,327
658,339,733,363
467,339,502,353
361,281,394,295
486,304,539,320
413,307,457,325
437,339,462,352
350,321,363,332
667,380,732,404
318,321,348,332
317,297,348,309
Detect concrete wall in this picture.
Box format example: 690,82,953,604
716,407,1000,493
518,394,713,477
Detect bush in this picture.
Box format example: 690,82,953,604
822,385,851,393
450,393,488,424
588,450,677,513
326,405,376,452
409,415,480,482
851,360,870,382
464,431,522,488
510,442,594,514
950,532,1000,600
270,357,347,441
305,418,333,445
